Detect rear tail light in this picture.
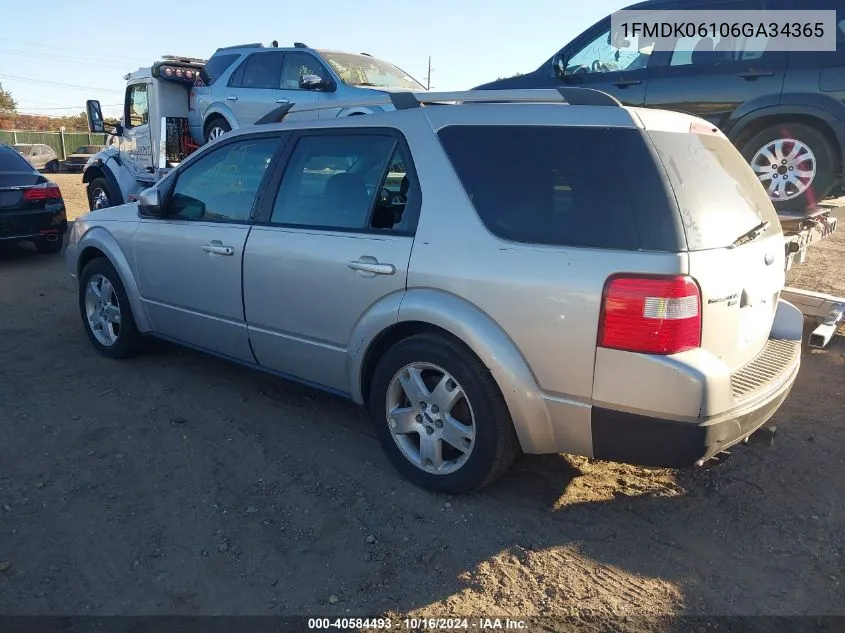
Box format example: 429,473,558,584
23,182,62,201
598,274,701,355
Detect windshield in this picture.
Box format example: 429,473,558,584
13,144,33,154
318,51,425,90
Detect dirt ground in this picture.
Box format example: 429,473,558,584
0,180,843,627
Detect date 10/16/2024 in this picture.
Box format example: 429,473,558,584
307,617,528,630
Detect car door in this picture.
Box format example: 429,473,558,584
224,51,288,126
643,0,787,127
277,51,323,110
243,129,418,393
120,81,156,184
133,132,285,362
554,16,654,106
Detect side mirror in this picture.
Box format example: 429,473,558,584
552,52,568,78
138,187,166,217
86,100,105,134
299,74,325,91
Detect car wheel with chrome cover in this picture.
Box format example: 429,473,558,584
78,258,143,359
368,333,519,493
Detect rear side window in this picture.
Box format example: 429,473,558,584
437,125,678,251
203,53,239,85
0,145,33,170
647,131,780,251
240,52,284,89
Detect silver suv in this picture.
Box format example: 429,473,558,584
189,42,426,144
66,89,803,493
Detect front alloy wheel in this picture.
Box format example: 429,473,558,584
385,362,476,475
84,273,122,347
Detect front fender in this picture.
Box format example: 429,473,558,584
72,226,152,333
347,288,554,454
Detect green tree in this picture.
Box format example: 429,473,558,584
0,82,16,113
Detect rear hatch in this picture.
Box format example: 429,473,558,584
646,125,785,371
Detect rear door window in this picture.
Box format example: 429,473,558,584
646,130,780,251
240,52,285,89
437,125,680,251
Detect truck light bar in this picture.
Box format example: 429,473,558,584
152,60,205,84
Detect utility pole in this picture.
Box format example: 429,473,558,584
425,56,434,90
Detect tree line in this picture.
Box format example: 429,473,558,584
0,82,119,131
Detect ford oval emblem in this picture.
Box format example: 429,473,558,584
764,252,775,266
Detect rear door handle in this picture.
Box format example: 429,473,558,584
613,78,642,87
275,99,290,104
738,70,774,80
202,240,235,256
226,95,239,102
348,257,395,276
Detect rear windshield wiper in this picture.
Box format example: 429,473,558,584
731,221,770,248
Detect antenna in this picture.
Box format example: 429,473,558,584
425,56,434,90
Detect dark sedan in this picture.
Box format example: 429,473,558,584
0,143,67,254
64,144,105,173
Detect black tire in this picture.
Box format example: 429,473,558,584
87,177,113,211
740,122,838,212
35,238,63,254
45,160,59,174
368,333,519,494
204,117,231,143
78,258,143,360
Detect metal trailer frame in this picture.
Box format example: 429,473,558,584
778,197,845,349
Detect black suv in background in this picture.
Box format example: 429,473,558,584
475,0,845,211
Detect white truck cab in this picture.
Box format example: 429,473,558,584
84,56,205,210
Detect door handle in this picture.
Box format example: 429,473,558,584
348,257,395,276
275,99,290,104
226,95,239,102
613,78,642,87
202,240,235,256
738,70,774,80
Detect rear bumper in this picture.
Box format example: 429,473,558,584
590,360,798,467
0,211,67,241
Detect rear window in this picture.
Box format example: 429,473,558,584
647,131,780,251
437,125,682,251
203,53,239,86
0,145,33,170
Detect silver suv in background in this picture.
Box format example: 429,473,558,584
14,143,59,173
188,42,426,143
67,89,803,493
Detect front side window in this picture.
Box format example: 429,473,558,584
271,133,413,231
240,52,284,89
566,28,653,74
318,51,425,90
203,53,240,86
168,136,280,222
280,52,329,89
126,84,149,129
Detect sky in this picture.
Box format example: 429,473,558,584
1,0,624,120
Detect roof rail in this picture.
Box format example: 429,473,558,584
294,42,308,48
387,88,622,108
215,43,263,52
253,87,621,126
